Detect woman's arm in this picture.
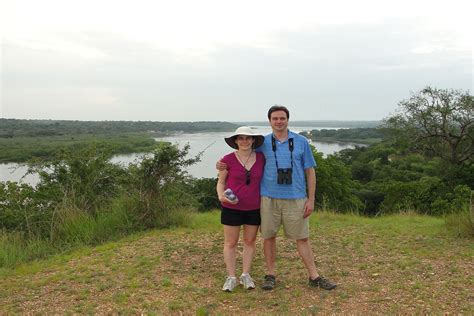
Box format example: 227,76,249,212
216,169,237,205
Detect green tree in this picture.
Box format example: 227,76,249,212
385,87,473,165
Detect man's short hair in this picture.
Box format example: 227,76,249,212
267,105,290,120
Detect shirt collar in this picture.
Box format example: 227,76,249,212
271,129,294,143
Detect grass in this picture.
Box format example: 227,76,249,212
445,209,474,238
0,198,196,269
0,211,472,314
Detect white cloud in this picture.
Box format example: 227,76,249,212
1,0,472,120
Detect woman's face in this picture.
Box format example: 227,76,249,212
235,135,255,150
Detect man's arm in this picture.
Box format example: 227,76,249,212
303,167,316,218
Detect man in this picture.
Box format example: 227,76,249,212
219,105,336,291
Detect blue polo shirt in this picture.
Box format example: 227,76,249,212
257,130,316,199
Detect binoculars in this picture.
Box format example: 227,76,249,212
277,168,292,185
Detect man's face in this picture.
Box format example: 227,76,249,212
269,110,288,132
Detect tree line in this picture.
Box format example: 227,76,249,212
0,119,237,138
305,127,387,145
0,120,238,163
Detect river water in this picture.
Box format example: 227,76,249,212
0,126,359,185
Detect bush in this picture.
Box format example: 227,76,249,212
30,147,126,215
0,181,54,238
125,142,201,228
353,188,385,216
378,177,448,215
188,178,219,211
312,148,363,212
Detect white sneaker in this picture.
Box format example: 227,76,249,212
239,273,255,290
222,276,237,292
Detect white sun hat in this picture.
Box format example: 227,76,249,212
224,126,265,149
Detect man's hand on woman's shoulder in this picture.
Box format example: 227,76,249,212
216,159,227,171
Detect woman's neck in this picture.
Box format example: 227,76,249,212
237,148,252,155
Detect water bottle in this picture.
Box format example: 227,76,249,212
224,188,238,202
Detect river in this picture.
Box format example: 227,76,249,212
0,126,360,185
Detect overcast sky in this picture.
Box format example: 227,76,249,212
0,0,472,122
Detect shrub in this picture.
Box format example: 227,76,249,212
0,181,53,238
378,177,450,215
125,142,201,228
188,178,219,211
29,147,126,215
312,148,363,212
353,188,385,216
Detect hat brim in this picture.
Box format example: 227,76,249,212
224,135,265,149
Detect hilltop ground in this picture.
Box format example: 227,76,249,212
0,212,472,314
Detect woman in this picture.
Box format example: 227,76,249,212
217,126,265,292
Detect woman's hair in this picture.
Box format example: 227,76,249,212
267,105,290,120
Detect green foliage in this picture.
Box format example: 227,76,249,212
187,178,220,211
0,119,237,138
385,86,473,166
30,147,126,215
307,127,388,144
0,118,237,163
352,188,384,216
312,147,363,212
335,139,472,216
313,128,472,217
0,230,57,268
445,207,474,238
378,177,446,215
125,142,201,228
429,184,471,216
128,142,199,196
0,181,53,238
50,200,136,245
437,162,474,189
0,142,202,268
0,133,158,163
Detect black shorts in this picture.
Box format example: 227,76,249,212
221,207,261,226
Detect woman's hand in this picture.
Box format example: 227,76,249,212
218,195,239,205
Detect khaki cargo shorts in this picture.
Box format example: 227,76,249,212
260,196,309,240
